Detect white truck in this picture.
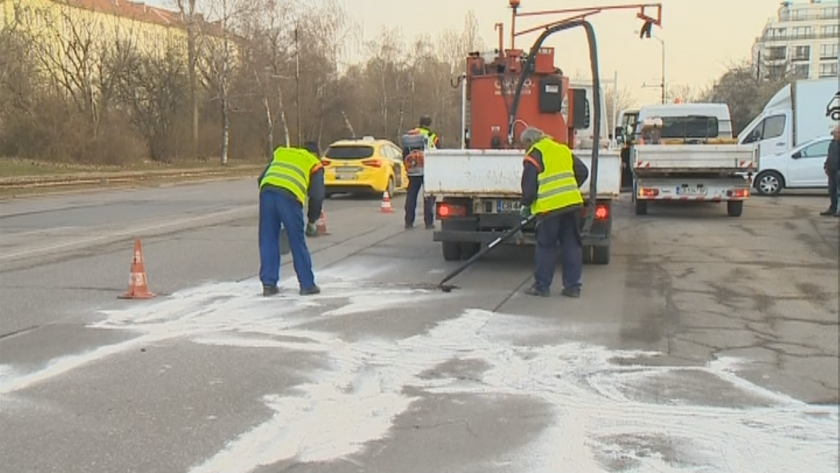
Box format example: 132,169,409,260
630,102,759,217
424,148,622,265
738,78,840,159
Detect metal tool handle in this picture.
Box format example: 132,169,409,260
438,214,536,288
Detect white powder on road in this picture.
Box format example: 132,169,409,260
1,272,837,472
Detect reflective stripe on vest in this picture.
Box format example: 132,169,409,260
259,147,321,203
415,127,437,149
527,138,583,214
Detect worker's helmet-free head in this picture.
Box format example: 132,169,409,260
419,115,432,128
519,127,545,148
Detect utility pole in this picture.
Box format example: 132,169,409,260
637,30,666,103
294,26,301,145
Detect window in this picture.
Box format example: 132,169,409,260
793,64,810,77
823,6,839,19
799,140,830,158
792,45,810,61
792,26,812,38
325,145,374,160
742,115,786,144
658,116,719,139
767,46,787,61
820,43,839,59
821,25,839,37
819,62,838,77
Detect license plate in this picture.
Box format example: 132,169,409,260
496,200,521,212
676,186,706,196
335,173,355,180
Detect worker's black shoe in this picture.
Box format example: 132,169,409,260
820,208,837,216
404,223,415,229
561,287,581,298
425,224,434,230
300,285,321,296
263,285,280,297
524,285,550,297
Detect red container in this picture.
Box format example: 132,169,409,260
468,73,570,149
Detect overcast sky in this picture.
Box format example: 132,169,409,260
148,0,791,106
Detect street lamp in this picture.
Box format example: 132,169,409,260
636,30,666,104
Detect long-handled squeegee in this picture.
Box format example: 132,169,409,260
437,214,536,292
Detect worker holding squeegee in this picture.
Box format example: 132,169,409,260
518,127,589,298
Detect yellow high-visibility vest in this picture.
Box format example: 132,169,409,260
526,138,583,214
259,147,322,203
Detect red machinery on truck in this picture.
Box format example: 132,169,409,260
424,1,662,265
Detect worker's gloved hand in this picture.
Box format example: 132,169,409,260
519,206,531,218
305,222,317,237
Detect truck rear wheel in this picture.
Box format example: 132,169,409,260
635,200,648,216
442,242,463,261
592,245,610,265
727,201,743,217
462,243,480,259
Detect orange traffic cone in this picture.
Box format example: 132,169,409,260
119,238,155,299
380,191,394,213
315,210,330,235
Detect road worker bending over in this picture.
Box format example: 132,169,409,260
518,127,589,298
257,142,325,297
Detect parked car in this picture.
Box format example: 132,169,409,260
753,135,832,196
321,137,408,198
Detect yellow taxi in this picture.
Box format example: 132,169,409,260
321,137,408,198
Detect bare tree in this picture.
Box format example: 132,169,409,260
174,0,201,158
604,87,637,132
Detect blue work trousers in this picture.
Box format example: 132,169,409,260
533,210,583,291
405,175,434,227
829,171,839,211
258,189,315,290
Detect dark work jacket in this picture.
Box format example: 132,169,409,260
826,139,840,174
258,164,325,224
520,147,589,219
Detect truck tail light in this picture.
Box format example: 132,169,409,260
361,159,381,168
639,188,659,198
581,204,609,220
727,189,748,198
437,203,466,219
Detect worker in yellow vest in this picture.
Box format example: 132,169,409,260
257,142,324,297
518,127,589,298
402,115,439,230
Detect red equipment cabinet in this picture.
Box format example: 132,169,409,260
465,47,574,150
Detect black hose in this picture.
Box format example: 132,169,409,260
506,19,602,234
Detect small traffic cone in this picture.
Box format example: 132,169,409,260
119,238,155,299
380,191,394,213
315,210,330,235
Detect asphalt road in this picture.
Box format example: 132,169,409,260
1,179,838,473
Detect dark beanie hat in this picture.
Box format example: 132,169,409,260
303,141,320,156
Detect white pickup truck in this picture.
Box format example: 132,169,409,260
423,148,622,265
630,103,759,217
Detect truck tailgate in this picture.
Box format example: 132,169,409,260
424,149,621,198
633,144,758,173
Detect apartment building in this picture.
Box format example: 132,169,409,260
751,0,840,80
0,0,225,58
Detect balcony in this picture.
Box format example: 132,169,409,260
760,31,840,42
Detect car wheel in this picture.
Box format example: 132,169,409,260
831,110,840,121
755,171,783,196
387,176,395,197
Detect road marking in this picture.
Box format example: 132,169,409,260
0,206,252,261
1,271,837,472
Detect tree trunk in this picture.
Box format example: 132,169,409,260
220,0,229,165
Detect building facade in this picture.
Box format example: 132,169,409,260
752,0,839,80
